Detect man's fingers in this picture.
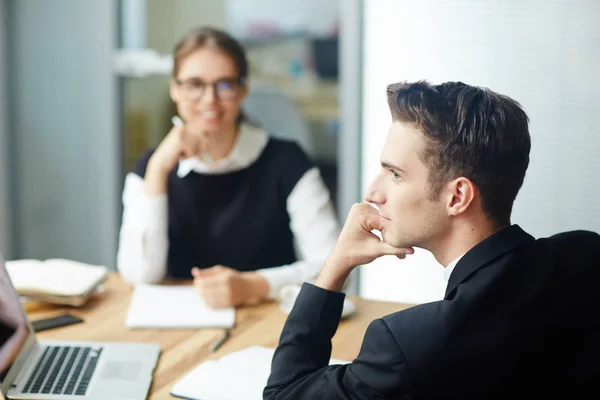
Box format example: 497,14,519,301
374,240,414,258
364,213,387,233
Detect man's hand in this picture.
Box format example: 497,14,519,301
316,203,414,292
192,265,270,309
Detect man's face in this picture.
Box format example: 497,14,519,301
365,122,447,249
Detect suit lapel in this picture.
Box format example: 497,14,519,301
444,225,534,298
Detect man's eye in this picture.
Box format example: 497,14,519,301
391,170,401,181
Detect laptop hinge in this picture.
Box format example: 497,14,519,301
10,341,43,390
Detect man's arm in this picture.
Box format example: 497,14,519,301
264,283,412,399
264,203,414,399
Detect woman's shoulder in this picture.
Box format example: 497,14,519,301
264,136,314,167
131,148,157,178
261,136,316,195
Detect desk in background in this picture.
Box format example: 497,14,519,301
16,273,413,399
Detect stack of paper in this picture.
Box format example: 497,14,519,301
126,284,235,329
6,258,108,306
170,346,349,400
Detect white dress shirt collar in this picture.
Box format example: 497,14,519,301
176,123,269,178
444,253,465,282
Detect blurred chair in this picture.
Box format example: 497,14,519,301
243,85,316,158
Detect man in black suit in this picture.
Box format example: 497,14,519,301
264,80,600,399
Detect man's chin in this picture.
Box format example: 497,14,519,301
381,233,396,247
382,233,414,249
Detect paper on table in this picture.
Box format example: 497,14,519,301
170,346,348,400
126,284,235,329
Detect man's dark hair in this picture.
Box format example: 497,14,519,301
386,80,531,227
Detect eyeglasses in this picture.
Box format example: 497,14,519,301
175,77,245,102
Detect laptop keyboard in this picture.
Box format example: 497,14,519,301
22,345,103,396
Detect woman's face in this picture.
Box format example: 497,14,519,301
170,47,247,135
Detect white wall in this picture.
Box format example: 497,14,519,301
226,0,338,37
10,0,120,267
360,0,600,304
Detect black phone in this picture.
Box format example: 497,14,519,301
31,314,84,332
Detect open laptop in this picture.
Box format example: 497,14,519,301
0,254,160,399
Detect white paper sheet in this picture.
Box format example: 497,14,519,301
171,346,348,400
125,284,235,329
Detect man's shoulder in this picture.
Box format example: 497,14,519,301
368,301,452,371
541,229,600,244
533,229,600,257
378,300,449,344
381,300,447,329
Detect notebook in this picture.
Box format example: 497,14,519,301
5,258,108,306
170,346,349,400
126,284,235,329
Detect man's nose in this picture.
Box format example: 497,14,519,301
365,177,385,205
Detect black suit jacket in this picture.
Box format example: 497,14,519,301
264,225,600,399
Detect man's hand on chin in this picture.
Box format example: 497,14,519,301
316,203,414,292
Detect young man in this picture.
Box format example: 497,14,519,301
264,81,600,399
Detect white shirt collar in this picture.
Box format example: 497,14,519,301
176,123,269,178
444,253,465,282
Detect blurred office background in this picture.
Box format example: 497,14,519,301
0,0,344,265
1,0,598,303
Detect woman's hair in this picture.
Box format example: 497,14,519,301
172,26,251,125
172,26,248,80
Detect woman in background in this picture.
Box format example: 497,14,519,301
116,27,340,309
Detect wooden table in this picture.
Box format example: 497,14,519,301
13,273,414,399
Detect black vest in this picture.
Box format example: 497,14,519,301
133,138,313,279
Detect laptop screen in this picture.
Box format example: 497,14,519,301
0,261,32,383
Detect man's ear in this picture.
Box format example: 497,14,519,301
446,177,476,217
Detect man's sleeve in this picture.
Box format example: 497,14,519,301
264,283,413,399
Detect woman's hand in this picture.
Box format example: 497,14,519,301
144,119,211,195
192,266,270,309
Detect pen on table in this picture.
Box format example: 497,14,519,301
210,329,230,352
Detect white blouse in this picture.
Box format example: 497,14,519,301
116,124,341,299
